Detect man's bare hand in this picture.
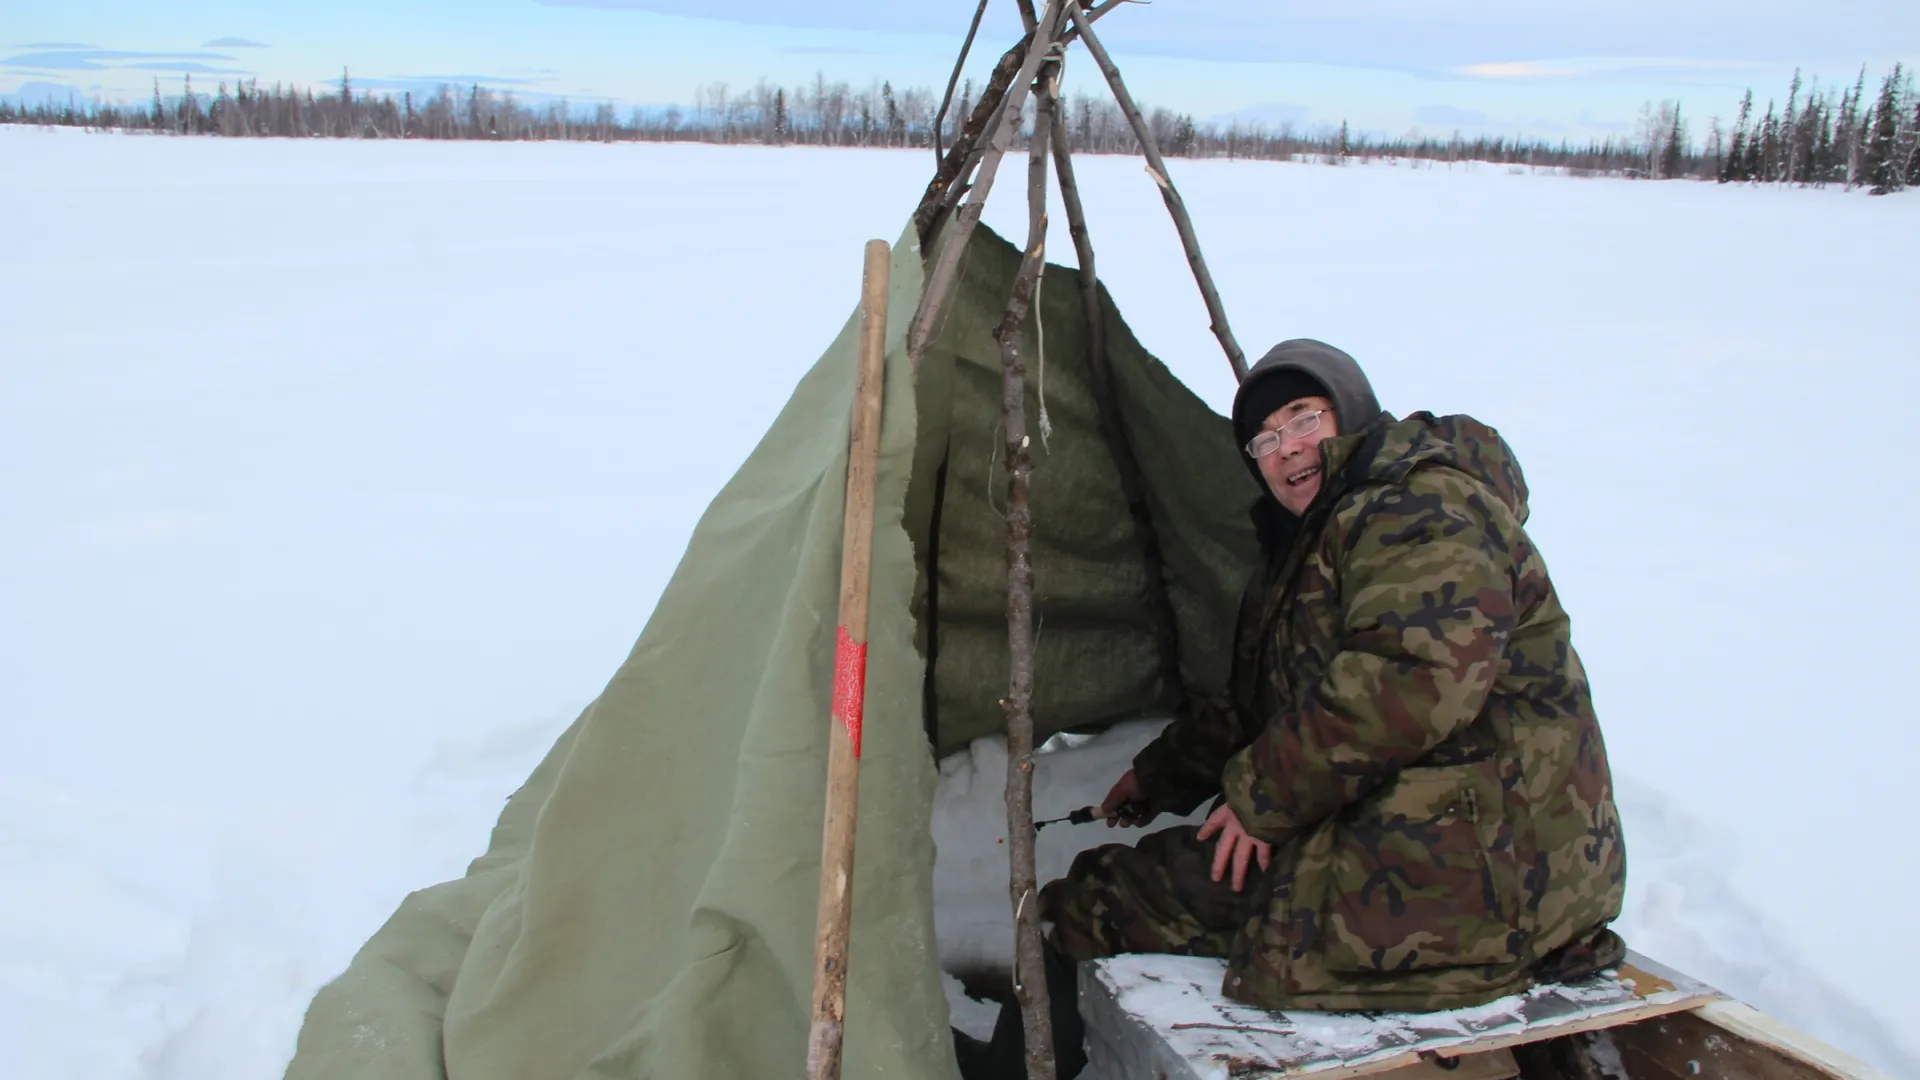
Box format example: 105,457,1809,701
1099,769,1156,827
1197,805,1271,893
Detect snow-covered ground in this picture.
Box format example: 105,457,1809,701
2,126,1916,1078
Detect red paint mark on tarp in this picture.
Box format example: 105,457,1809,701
832,626,868,758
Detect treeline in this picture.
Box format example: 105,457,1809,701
1712,65,1917,192
4,64,1916,191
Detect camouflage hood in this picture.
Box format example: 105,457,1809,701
1347,412,1533,526
1232,340,1385,494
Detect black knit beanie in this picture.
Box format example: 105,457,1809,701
1234,369,1334,448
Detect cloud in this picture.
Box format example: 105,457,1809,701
125,62,253,75
2,49,243,73
202,38,270,49
1457,60,1582,79
532,0,1003,36
1454,57,1773,80
1578,110,1634,133
1415,104,1492,127
0,80,88,108
350,73,554,95
778,45,889,56
1209,102,1312,128
1406,104,1581,139
530,0,1918,74
388,73,548,86
83,511,215,544
5,51,114,71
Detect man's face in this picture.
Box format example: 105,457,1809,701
1253,395,1339,514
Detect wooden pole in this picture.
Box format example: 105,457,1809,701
915,31,1030,248
805,238,892,1080
931,0,991,165
907,0,1069,368
1064,3,1248,382
997,66,1057,1080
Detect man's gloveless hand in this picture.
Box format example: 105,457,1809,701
1197,804,1271,893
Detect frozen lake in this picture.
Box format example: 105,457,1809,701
2,126,1916,1077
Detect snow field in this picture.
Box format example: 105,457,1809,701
2,126,1916,1077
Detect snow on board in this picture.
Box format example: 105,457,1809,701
1080,950,1721,1079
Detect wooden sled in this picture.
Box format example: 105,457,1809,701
1079,951,1890,1080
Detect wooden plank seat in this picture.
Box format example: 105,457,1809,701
1078,950,1724,1079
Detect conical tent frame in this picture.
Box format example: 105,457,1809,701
278,9,1265,1080
909,0,1246,385
855,3,1250,1076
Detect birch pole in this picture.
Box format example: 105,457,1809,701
805,238,892,1080
932,0,992,164
996,64,1057,1080
1064,2,1248,382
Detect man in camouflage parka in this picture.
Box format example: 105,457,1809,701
1042,339,1620,1035
961,340,1627,1079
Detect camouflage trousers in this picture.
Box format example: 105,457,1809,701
1039,825,1280,964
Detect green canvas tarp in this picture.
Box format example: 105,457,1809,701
284,224,1261,1080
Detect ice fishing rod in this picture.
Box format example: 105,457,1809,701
1034,800,1151,830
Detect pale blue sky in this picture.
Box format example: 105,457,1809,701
6,1,1915,141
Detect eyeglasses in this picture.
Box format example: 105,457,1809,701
1244,410,1326,458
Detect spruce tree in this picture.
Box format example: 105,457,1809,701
1766,99,1781,179
339,67,353,137
1757,100,1778,180
1907,101,1920,186
1864,64,1903,192
1722,90,1752,182
1661,104,1685,179
1783,70,1802,181
1811,92,1835,184
1793,81,1824,184
1845,66,1869,185
882,81,901,147
151,78,164,130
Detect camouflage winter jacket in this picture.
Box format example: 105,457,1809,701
1132,412,1628,1011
